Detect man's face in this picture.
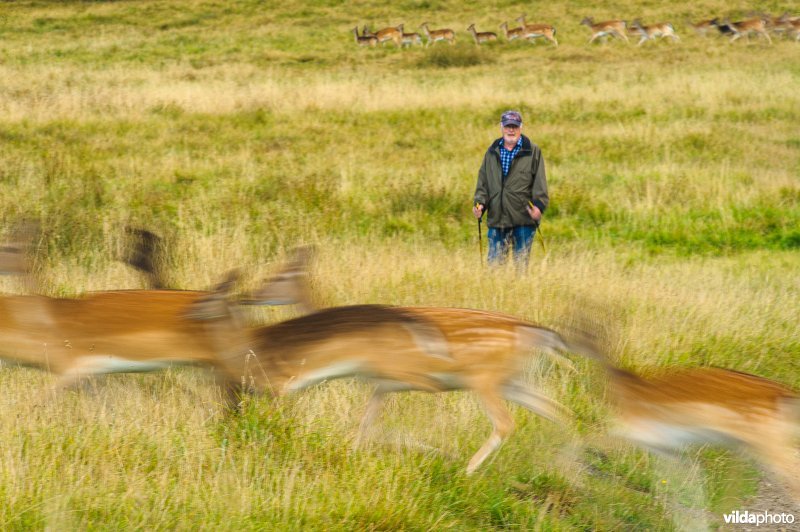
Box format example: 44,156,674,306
501,124,521,145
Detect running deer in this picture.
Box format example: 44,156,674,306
515,14,558,46
402,29,423,47
419,22,456,47
0,228,310,400
687,18,716,37
466,23,497,45
630,20,679,46
580,17,629,44
726,17,773,44
190,272,593,474
374,24,404,47
352,26,377,47
499,22,525,42
789,19,800,41
749,12,796,37
241,246,316,314
710,18,735,36
603,363,800,500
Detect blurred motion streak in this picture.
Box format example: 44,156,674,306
600,355,800,500
0,226,310,404
189,270,594,474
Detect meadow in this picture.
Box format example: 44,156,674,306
0,0,799,529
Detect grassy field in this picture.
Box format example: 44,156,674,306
0,0,799,529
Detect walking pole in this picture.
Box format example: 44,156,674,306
475,203,484,265
529,201,546,254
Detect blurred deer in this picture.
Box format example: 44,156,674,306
190,269,594,474
580,17,629,44
630,20,679,45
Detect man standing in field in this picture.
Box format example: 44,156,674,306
472,110,549,267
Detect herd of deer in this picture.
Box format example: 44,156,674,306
1,222,798,501
353,12,800,48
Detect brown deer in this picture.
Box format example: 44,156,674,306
374,24,404,47
352,26,377,47
789,19,800,41
241,246,316,314
630,20,679,46
419,22,456,47
499,21,525,42
580,17,629,44
0,228,311,401
402,30,423,47
726,17,773,44
602,363,800,500
687,18,716,37
515,14,558,46
189,272,593,474
466,23,497,45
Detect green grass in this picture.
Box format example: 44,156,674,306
0,0,799,529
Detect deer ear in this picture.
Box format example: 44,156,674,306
218,269,242,290
184,269,240,321
122,226,167,289
240,248,314,309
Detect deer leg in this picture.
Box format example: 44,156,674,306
53,357,112,391
467,389,514,474
358,385,387,438
745,432,800,502
502,380,568,423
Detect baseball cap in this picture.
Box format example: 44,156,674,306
501,110,522,127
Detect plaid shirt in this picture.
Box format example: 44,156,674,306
499,137,522,178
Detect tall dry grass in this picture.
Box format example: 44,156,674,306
0,0,798,528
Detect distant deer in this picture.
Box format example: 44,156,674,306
499,21,525,42
402,29,423,47
352,26,377,47
726,17,772,43
466,23,497,45
419,22,456,47
708,18,734,36
788,18,800,41
687,18,715,36
630,20,679,45
516,14,558,46
374,24,404,47
580,17,629,44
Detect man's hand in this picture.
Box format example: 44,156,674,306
526,204,542,222
472,204,484,219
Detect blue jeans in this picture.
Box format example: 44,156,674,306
487,225,537,267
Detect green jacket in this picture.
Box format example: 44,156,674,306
473,135,549,228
